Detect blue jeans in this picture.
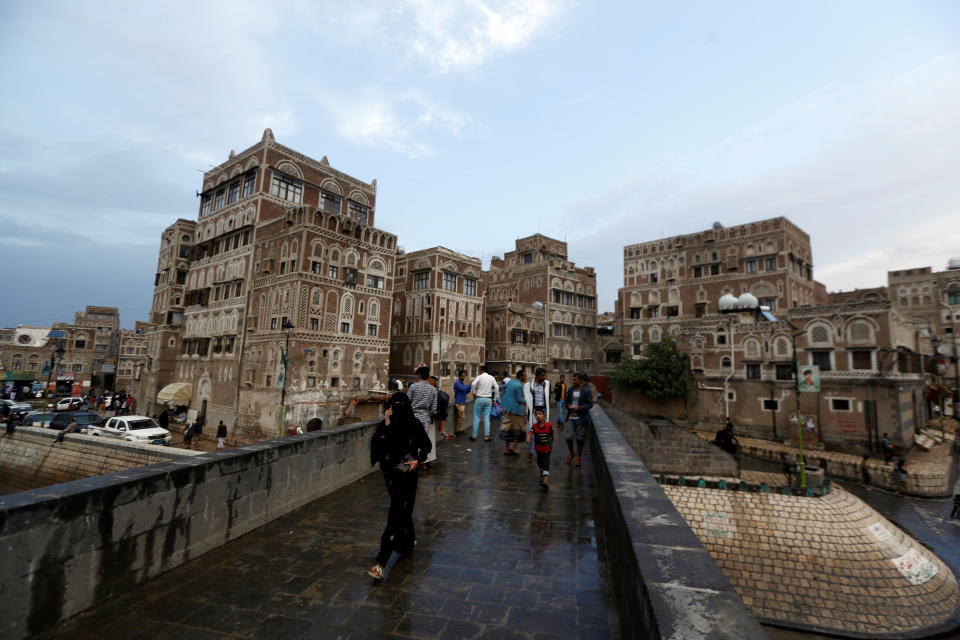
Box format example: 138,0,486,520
556,401,565,425
473,397,492,438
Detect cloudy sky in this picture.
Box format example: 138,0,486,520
1,0,958,328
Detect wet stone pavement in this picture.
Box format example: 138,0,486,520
40,434,619,640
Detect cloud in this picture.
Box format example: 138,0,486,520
0,236,45,248
402,0,567,74
571,51,960,309
316,0,571,75
315,89,470,157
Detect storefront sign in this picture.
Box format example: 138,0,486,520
702,510,731,538
892,548,938,585
57,372,75,381
3,370,35,381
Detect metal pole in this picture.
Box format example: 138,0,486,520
40,348,55,428
111,329,120,397
792,329,806,490
279,328,290,434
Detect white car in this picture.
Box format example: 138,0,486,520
88,415,172,445
50,397,84,411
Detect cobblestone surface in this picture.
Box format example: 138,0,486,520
663,484,959,637
37,436,618,640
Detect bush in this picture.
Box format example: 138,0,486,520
610,339,693,399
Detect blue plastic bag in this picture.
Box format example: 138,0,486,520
489,402,502,420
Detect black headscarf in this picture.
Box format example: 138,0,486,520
386,392,417,427
370,392,432,468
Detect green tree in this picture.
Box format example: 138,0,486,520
610,338,693,398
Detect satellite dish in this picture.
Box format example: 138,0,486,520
937,345,948,355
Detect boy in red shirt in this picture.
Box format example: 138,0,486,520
530,408,553,491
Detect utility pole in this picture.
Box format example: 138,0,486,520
279,320,295,434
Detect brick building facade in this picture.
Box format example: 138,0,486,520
0,306,121,398
486,234,598,376
138,130,397,437
614,218,929,454
389,247,485,391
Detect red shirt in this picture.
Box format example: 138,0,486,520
532,421,553,453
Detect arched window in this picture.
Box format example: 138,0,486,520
721,356,731,368
810,325,830,344
650,327,662,342
775,338,790,356
744,339,761,358
850,321,871,342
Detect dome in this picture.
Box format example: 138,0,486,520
737,293,759,309
718,294,738,311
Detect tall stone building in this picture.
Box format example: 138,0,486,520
484,302,545,377
833,263,960,406
116,321,149,396
388,247,486,390
486,234,598,375
139,130,397,437
614,217,929,454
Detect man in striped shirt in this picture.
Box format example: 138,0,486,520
408,364,438,465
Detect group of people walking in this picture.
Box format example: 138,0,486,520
368,363,596,580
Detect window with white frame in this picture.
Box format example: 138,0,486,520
413,271,429,290
850,349,873,370
464,278,477,296
829,398,853,412
443,272,457,292
810,350,832,371
271,172,303,203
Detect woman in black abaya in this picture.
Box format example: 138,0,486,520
368,392,432,580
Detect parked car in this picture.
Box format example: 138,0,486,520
19,411,54,427
87,415,171,445
49,397,84,411
48,411,104,433
6,403,33,417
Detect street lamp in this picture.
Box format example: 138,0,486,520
279,319,295,434
531,301,545,371
41,342,66,427
717,294,804,484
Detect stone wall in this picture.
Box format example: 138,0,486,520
0,419,380,639
588,405,769,639
601,400,738,477
0,427,200,494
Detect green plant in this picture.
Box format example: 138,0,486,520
610,338,693,398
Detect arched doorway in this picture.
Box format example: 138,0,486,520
306,417,323,432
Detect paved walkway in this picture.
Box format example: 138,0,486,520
38,433,619,640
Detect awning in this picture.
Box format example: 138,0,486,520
157,383,192,405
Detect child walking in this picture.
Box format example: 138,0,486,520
530,408,553,491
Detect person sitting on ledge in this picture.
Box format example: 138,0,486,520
714,420,738,455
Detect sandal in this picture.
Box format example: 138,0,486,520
367,564,384,580
575,458,582,467
484,437,492,442
566,453,574,464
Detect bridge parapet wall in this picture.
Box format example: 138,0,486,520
0,427,200,493
589,405,769,639
0,419,379,639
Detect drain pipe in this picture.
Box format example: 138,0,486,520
698,316,736,420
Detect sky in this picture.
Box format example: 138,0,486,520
1,0,958,329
